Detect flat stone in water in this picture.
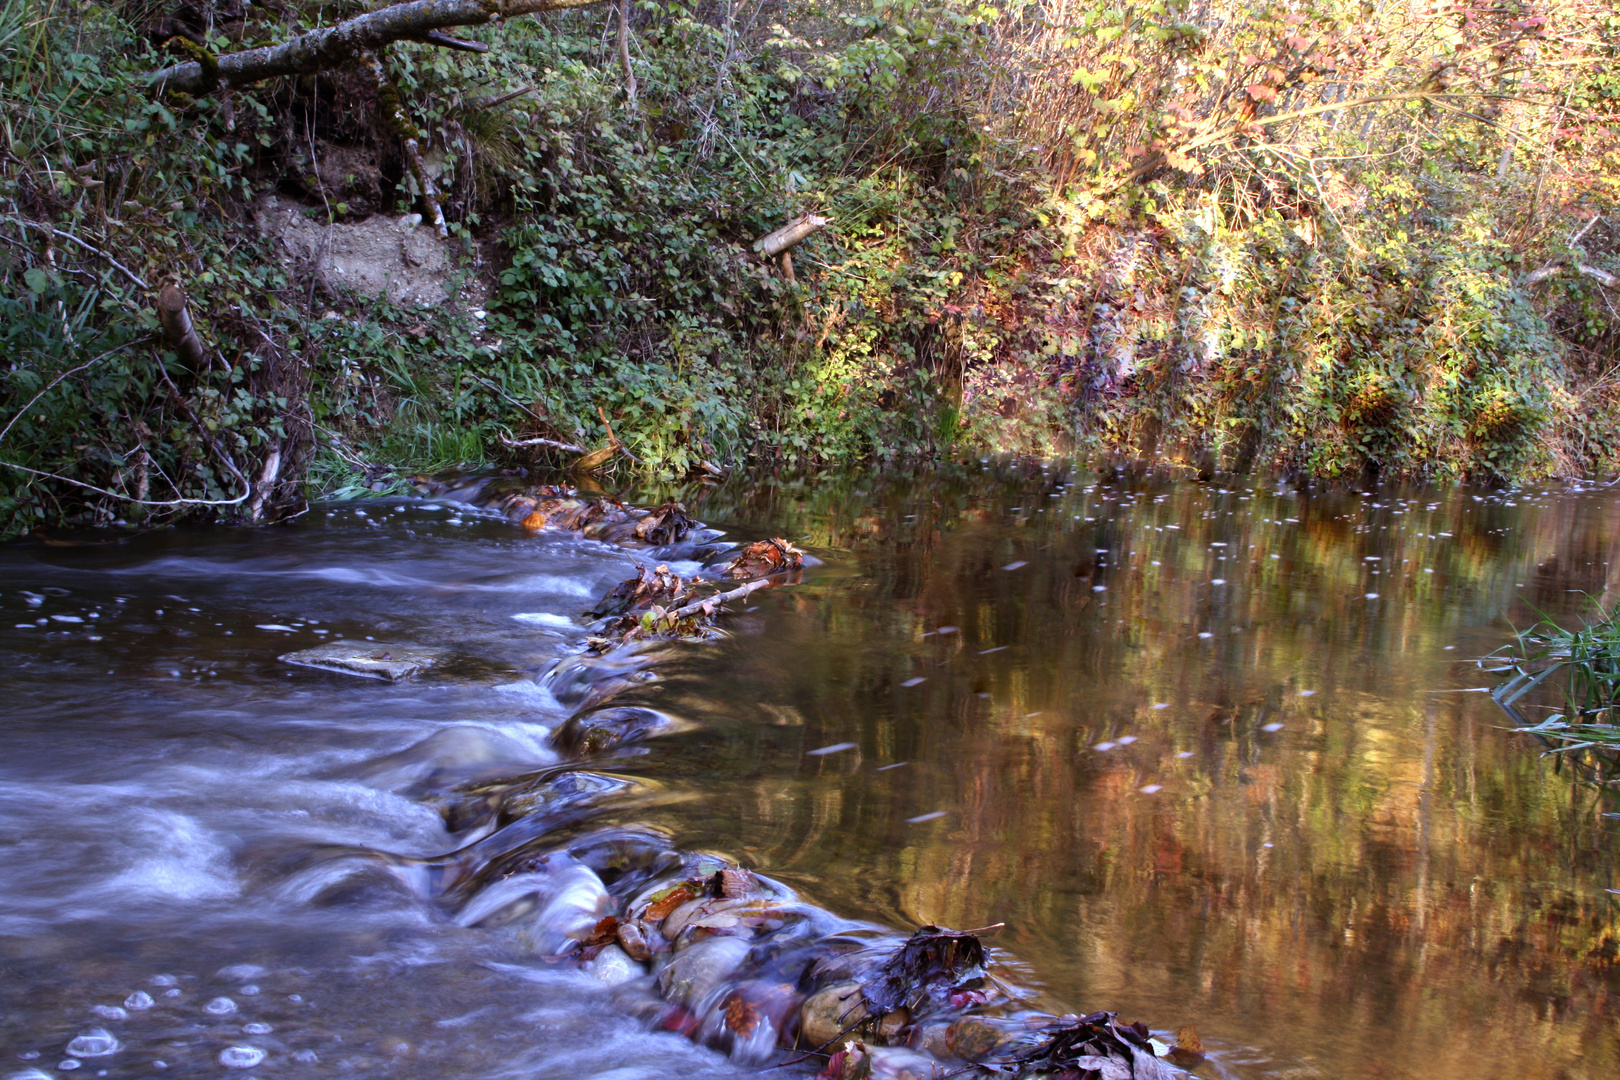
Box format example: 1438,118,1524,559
279,641,445,681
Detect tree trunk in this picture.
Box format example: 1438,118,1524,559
147,0,609,96
617,0,637,108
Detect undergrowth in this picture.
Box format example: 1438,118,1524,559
1,0,1618,536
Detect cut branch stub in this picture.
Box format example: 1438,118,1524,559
156,283,207,371
146,0,610,96
753,214,830,258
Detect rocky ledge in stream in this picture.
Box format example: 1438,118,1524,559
313,476,1203,1080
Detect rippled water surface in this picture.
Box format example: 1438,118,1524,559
2,464,1618,1079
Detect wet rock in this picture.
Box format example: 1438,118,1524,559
656,936,753,1011
588,944,644,986
280,641,445,681
800,981,869,1048
552,706,681,756
497,770,640,825
523,865,613,955
865,1045,941,1080
355,726,548,792
702,980,802,1064
617,921,653,961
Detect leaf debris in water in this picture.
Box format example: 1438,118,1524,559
807,742,857,756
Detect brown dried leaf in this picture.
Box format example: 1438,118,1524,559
645,885,696,923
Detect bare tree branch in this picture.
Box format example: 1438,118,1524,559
147,0,609,96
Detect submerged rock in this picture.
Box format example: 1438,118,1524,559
552,706,682,756
280,641,445,681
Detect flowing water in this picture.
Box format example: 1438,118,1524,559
2,463,1618,1080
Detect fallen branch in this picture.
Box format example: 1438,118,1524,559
146,0,610,96
364,50,447,237
754,214,830,258
499,433,589,453
663,577,773,621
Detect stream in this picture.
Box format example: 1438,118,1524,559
2,462,1617,1080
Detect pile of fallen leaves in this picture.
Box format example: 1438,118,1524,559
724,538,805,578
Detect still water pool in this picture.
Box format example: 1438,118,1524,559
1,462,1616,1079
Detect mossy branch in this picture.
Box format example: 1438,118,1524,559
146,0,609,95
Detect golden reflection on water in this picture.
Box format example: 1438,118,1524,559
639,464,1620,1080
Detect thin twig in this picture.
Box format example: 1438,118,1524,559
7,218,148,289
0,459,251,507
0,340,141,447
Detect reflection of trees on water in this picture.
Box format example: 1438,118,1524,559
648,467,1620,1079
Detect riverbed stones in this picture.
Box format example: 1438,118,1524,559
799,981,868,1048
279,641,445,680
656,936,753,1010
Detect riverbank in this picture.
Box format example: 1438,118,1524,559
3,2,1618,537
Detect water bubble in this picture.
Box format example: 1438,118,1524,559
1197,632,1213,639
1094,741,1117,752
1151,702,1169,710
65,1031,118,1058
1176,751,1195,759
152,1062,166,1070
291,1050,318,1064
900,676,926,687
218,1046,266,1069
807,742,856,756
1001,560,1027,571
123,991,154,1011
7,1069,53,1080
17,1052,40,1061
1364,592,1379,600
237,985,260,997
1139,785,1163,795
242,1023,273,1036
906,811,948,823
1262,722,1285,733
90,1006,126,1021
286,994,302,1004
204,997,237,1016
1117,735,1137,745
162,989,180,998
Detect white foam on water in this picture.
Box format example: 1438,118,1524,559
512,612,577,629
492,680,565,712
102,808,238,902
